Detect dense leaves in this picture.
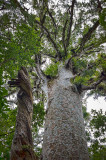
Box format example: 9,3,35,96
0,108,16,160
82,107,106,160
0,24,40,77
44,62,59,77
88,110,106,160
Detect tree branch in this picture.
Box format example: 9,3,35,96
79,20,99,51
62,17,68,56
77,0,102,53
97,0,102,13
35,20,61,58
47,7,57,37
12,0,27,16
12,0,33,25
35,54,47,82
11,0,61,59
65,0,76,49
43,52,57,59
7,99,17,104
82,76,106,91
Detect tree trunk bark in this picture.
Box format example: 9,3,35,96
10,67,37,160
42,67,89,160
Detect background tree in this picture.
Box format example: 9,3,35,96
0,0,106,160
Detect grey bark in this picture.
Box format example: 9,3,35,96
42,67,89,160
9,67,38,160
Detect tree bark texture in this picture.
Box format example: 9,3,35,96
42,67,89,160
10,67,37,160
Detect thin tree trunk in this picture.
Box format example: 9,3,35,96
9,67,37,160
42,67,89,160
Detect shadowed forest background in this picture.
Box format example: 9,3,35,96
0,0,106,159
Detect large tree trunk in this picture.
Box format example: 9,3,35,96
10,67,37,160
42,67,89,160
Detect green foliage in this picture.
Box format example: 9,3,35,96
0,24,40,78
73,58,87,71
90,110,106,139
86,109,106,160
82,106,90,121
0,76,8,111
96,53,106,72
32,102,45,156
44,62,59,77
0,108,17,160
35,147,42,157
99,8,106,29
89,141,106,160
83,107,106,160
72,52,106,89
83,25,89,35
33,102,45,131
0,10,41,158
